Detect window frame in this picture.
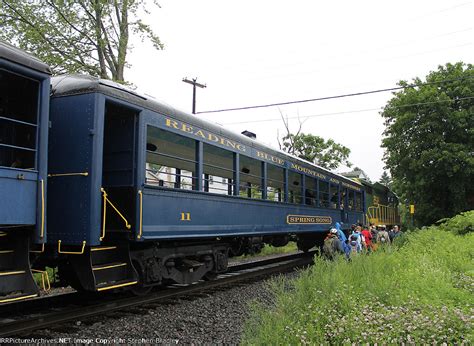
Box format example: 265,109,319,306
266,162,286,203
202,142,235,196
145,125,198,190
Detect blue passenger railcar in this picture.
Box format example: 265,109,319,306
0,42,50,301
47,75,364,292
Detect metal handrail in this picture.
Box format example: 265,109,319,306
367,203,399,225
32,269,51,291
40,179,44,238
146,150,197,165
0,142,37,152
58,240,86,255
137,190,143,239
100,187,131,241
0,115,38,127
202,162,234,174
48,172,88,177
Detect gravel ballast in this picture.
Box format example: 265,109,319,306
30,272,298,344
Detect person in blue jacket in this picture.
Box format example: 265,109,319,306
350,225,363,252
335,222,351,258
334,222,346,241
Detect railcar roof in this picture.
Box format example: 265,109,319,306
0,41,51,75
51,74,361,186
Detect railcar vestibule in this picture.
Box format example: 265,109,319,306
101,101,139,230
144,123,363,212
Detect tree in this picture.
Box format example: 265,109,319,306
379,171,392,188
278,112,352,170
0,0,163,82
381,62,474,226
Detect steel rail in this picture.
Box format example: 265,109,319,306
0,251,315,337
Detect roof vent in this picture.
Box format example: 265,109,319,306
241,130,256,139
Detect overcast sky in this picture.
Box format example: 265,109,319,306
127,0,473,181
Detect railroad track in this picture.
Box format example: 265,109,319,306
0,251,315,337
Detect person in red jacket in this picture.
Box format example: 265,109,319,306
361,225,373,252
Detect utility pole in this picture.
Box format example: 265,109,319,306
182,77,206,114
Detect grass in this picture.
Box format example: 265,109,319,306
233,241,298,260
242,211,474,344
260,242,298,256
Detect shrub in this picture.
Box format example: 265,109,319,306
437,210,474,235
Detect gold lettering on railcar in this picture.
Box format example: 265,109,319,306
256,151,285,166
341,182,361,192
180,212,191,221
290,163,326,180
286,215,332,224
165,118,247,153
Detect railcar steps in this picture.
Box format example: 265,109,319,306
0,233,39,303
69,243,138,292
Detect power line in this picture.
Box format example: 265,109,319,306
196,76,474,115
219,96,474,125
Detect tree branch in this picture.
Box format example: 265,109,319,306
45,0,97,48
2,1,92,71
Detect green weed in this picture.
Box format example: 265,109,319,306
234,241,298,260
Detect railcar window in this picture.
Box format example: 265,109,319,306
239,155,263,199
267,164,285,202
330,184,339,209
202,143,234,195
340,188,346,209
355,191,362,211
348,190,355,210
305,176,317,206
318,180,330,208
288,171,302,204
0,69,39,169
146,126,196,190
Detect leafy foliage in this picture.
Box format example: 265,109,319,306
0,0,163,82
437,210,474,235
381,62,474,226
242,211,474,344
280,132,352,170
277,111,352,170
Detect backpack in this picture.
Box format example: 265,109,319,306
350,240,358,253
323,237,336,257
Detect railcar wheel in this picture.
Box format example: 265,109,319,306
229,238,244,257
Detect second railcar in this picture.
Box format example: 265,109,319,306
46,75,365,292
